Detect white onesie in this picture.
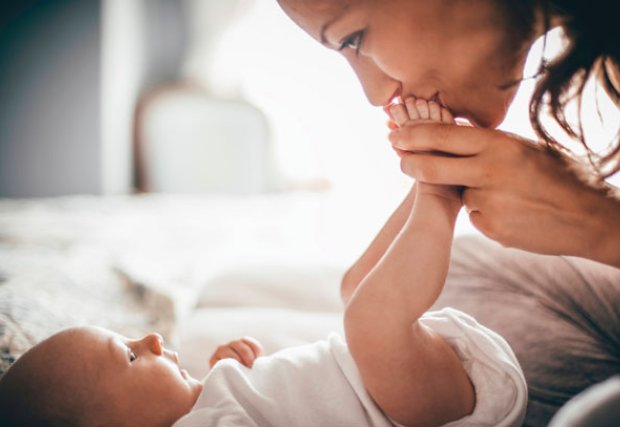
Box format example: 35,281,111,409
174,308,527,427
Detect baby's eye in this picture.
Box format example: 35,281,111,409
129,351,137,362
338,30,365,54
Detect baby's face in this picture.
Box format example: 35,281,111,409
277,0,532,128
62,327,203,426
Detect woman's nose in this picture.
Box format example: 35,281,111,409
351,55,401,106
141,333,164,355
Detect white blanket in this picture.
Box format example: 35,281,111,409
174,308,527,427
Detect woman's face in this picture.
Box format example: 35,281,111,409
278,0,537,128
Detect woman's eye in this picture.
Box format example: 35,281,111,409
338,31,364,53
129,351,137,362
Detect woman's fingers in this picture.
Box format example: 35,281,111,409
399,152,483,187
389,123,492,156
462,187,484,214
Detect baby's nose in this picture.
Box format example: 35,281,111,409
143,333,164,355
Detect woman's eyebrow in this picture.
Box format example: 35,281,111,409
320,8,349,46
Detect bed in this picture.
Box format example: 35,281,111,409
1,192,618,426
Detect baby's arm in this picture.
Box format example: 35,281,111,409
209,337,263,368
344,99,475,427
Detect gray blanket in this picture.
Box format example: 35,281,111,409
435,236,620,427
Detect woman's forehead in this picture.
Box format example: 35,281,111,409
279,0,351,14
278,0,354,39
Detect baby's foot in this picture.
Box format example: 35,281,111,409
387,97,454,157
387,97,454,128
387,97,461,202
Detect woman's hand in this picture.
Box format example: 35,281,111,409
209,337,263,369
388,123,620,267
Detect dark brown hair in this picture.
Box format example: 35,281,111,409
524,0,620,179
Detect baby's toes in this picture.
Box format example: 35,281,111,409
404,97,420,121
440,107,455,124
428,101,442,122
415,99,430,120
388,103,410,127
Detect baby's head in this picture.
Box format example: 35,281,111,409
0,326,202,427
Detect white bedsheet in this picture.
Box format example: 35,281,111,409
0,192,355,371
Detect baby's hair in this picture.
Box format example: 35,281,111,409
0,329,105,427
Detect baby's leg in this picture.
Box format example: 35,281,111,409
388,98,460,199
345,98,473,425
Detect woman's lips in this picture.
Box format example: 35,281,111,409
429,92,446,108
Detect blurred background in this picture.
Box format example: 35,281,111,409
0,0,617,211
1,0,619,380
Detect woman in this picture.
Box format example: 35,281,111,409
277,0,620,425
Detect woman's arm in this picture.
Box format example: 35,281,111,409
390,123,620,269
340,184,417,304
344,185,475,427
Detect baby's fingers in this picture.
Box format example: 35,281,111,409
229,340,261,368
209,345,242,368
240,337,263,359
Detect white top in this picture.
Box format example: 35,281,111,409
174,308,527,427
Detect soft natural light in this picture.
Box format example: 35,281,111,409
181,1,619,246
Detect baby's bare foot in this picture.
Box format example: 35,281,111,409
387,97,454,127
388,98,461,201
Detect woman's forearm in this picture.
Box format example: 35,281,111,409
341,184,417,304
587,188,620,268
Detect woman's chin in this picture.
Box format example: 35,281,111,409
464,108,507,129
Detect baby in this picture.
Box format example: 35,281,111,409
0,99,526,427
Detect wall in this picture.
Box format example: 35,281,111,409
0,0,187,197
0,0,102,197
101,0,186,195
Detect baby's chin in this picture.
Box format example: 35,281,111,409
187,375,204,398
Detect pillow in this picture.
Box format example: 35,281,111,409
433,235,620,427
196,263,344,312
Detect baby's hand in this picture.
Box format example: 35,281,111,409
209,337,263,369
